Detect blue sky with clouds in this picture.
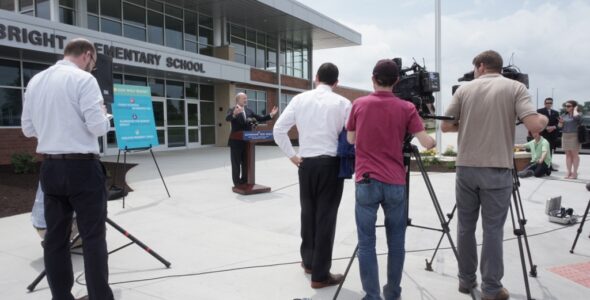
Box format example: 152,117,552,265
296,0,589,110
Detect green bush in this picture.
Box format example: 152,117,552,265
442,146,457,157
11,152,36,174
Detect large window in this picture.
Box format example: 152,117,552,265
228,23,277,72
0,0,15,11
237,88,267,116
87,0,214,56
280,32,310,79
279,93,295,113
0,59,51,127
18,0,50,19
59,0,76,25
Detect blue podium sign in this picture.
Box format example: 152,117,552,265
243,130,273,141
112,84,159,150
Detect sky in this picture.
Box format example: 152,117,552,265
296,0,590,111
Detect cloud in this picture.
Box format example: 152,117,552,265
312,0,590,109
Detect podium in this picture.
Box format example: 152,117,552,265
230,130,273,195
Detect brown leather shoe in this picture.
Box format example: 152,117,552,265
311,273,344,289
300,262,312,274
482,288,510,300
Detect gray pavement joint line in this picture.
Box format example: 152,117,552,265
71,218,587,287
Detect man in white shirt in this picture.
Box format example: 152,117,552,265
273,62,351,288
21,38,114,300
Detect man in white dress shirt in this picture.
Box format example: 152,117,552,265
273,62,351,288
21,38,114,300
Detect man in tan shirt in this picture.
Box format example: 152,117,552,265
442,50,547,300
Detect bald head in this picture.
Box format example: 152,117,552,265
235,92,247,106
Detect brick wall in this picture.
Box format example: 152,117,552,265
250,69,278,85
0,129,39,165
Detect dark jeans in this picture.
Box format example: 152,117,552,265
298,156,344,282
229,141,247,186
520,162,551,178
40,159,114,300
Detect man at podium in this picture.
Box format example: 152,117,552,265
226,92,278,186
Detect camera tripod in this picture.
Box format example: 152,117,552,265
27,217,171,292
333,136,460,300
570,183,590,253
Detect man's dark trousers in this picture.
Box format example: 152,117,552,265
41,159,114,300
229,140,247,186
298,156,344,282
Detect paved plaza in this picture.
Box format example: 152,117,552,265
1,145,589,300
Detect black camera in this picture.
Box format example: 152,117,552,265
452,64,529,95
392,58,440,116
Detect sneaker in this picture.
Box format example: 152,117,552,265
482,288,509,300
458,282,477,294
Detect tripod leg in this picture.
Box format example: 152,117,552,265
333,245,358,300
106,218,171,268
570,199,590,253
26,234,82,292
509,201,534,300
26,270,46,292
511,182,537,277
411,146,460,262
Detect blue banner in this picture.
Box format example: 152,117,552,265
112,84,159,150
243,130,273,141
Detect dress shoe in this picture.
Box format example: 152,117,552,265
300,262,312,274
311,273,344,289
458,282,477,294
75,296,89,300
482,287,509,300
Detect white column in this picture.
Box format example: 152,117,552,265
435,0,442,155
78,0,87,28
49,0,59,22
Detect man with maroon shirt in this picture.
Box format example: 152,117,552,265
347,59,435,300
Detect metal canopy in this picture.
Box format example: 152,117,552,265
164,0,361,49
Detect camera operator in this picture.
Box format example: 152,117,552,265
347,59,435,300
441,50,547,300
21,38,114,300
225,92,277,187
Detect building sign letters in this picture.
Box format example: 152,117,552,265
0,21,205,74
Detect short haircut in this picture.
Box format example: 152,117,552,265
317,63,339,85
544,97,553,103
472,50,503,73
64,38,95,57
372,59,399,87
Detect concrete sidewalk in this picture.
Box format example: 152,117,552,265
1,146,589,300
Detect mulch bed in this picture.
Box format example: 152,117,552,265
0,162,135,219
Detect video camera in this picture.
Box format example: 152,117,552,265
452,64,529,95
392,58,440,116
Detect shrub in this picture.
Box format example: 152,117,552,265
11,152,36,174
442,146,457,157
420,148,437,157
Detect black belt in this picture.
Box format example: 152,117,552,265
304,155,336,159
43,153,100,160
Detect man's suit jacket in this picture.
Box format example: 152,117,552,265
537,108,560,140
225,106,272,146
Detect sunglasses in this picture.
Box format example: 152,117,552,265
565,105,573,108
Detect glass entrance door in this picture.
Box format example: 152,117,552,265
187,100,200,147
